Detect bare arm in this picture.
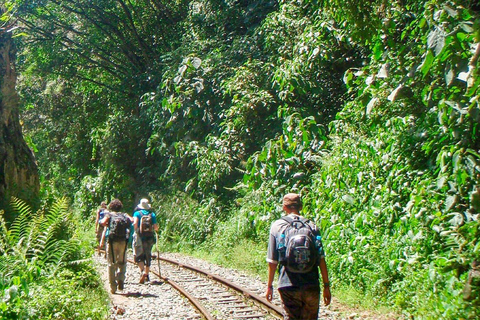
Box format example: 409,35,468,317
99,214,109,227
95,210,100,231
133,216,139,232
265,262,277,302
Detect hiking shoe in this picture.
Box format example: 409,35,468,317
118,281,124,291
139,274,147,284
145,274,150,282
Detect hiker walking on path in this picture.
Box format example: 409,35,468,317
133,198,159,284
95,201,108,254
265,193,331,320
100,199,133,294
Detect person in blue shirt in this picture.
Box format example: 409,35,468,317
133,198,159,284
95,201,107,254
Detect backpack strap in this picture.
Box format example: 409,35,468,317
280,215,294,225
135,210,149,223
281,215,312,229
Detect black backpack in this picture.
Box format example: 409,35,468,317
108,213,131,242
139,210,154,237
278,216,320,273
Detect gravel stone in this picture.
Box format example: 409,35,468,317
94,251,401,320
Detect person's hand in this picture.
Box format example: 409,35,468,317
265,286,274,302
323,286,331,306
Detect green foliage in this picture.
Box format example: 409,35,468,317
10,0,480,318
244,111,327,190
27,268,108,320
299,0,480,318
0,198,77,276
0,198,108,319
177,0,479,318
15,0,192,209
152,190,228,248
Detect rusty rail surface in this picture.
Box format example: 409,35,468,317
159,256,284,319
100,249,282,319
125,258,215,320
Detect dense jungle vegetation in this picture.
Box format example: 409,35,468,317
1,0,479,318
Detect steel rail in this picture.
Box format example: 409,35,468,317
99,249,213,319
100,249,281,319
124,257,214,320
159,256,284,319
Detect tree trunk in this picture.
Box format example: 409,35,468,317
0,28,39,213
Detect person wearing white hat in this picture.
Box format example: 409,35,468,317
133,198,159,284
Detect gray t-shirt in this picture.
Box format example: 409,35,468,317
266,213,324,289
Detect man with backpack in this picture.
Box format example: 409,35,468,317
133,198,159,284
265,193,331,320
100,199,133,294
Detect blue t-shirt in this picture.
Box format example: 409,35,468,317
133,209,157,234
98,209,106,220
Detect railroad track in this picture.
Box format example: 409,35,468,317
122,255,283,320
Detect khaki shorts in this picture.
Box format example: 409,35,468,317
134,237,155,267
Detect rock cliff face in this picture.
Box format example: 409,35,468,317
0,27,39,213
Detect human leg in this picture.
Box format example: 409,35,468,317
135,253,146,283
111,241,127,290
300,286,320,320
278,287,304,320
143,237,155,282
96,225,105,253
106,242,117,293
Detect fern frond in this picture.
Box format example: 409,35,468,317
45,240,81,275
0,197,83,284
25,212,46,259
0,212,10,254
46,198,69,225
8,197,33,244
18,197,71,264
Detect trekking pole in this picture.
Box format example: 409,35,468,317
156,231,162,279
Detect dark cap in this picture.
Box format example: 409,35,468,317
283,193,302,207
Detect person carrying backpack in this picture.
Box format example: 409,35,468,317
100,199,133,294
265,193,331,320
133,198,159,284
95,201,107,254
